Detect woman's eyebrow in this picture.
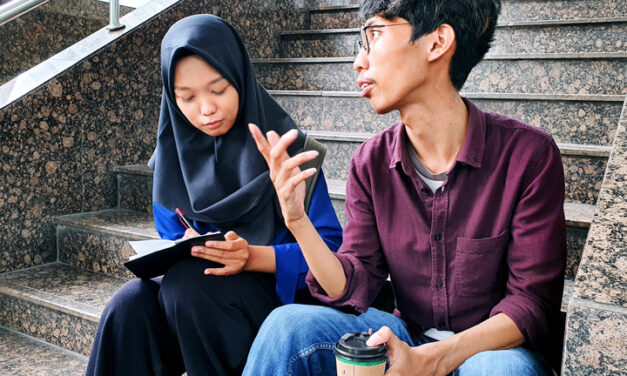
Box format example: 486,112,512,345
174,76,225,91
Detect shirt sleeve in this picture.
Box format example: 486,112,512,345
273,170,343,304
153,202,186,240
489,139,567,352
306,157,389,314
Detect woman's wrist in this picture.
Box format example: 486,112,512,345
244,245,276,273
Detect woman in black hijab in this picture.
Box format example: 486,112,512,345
86,14,342,375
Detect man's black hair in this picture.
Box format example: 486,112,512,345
360,0,501,90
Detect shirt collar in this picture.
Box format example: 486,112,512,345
388,97,486,171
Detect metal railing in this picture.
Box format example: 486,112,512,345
0,0,124,30
0,0,48,26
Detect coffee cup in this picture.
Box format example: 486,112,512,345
334,332,387,376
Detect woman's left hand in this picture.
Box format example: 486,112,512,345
191,231,250,275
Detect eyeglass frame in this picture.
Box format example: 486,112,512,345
355,22,412,55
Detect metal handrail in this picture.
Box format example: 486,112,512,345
0,0,48,26
107,0,124,31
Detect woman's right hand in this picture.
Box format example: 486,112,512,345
248,123,319,227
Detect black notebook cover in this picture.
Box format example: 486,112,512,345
124,232,225,279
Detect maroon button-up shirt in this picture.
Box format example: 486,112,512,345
307,99,566,352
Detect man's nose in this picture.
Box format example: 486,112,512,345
353,48,369,73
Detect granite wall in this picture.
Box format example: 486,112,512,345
0,0,134,85
0,0,309,273
562,98,627,375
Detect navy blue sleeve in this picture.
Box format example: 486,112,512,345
272,171,343,304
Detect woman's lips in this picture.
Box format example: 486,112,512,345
203,120,222,129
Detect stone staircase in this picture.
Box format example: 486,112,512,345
0,0,625,374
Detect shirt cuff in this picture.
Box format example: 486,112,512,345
306,254,368,314
490,295,548,352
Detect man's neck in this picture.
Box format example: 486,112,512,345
400,90,468,175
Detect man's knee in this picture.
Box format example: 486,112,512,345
458,347,550,376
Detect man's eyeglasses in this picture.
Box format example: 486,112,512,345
354,23,411,55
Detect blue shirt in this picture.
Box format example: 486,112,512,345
154,171,343,304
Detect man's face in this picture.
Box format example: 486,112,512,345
354,16,431,114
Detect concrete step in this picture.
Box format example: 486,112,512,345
252,56,627,95
281,20,627,58
54,209,158,279
270,90,623,146
327,178,595,279
308,130,608,205
0,262,126,355
115,164,153,214
0,326,88,375
308,2,627,29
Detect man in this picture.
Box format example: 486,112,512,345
245,0,566,374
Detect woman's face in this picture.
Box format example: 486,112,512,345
173,55,239,137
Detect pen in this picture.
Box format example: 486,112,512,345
175,208,199,232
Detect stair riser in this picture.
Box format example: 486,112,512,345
274,94,621,146
281,23,627,58
0,294,97,355
319,139,606,205
309,1,627,29
57,226,136,280
331,198,587,279
118,173,152,213
255,59,627,95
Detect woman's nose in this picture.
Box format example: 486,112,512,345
200,98,217,116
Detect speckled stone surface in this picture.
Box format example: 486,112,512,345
0,0,310,274
0,0,115,85
255,58,627,95
274,93,621,146
499,0,627,24
562,97,627,373
0,263,126,354
0,327,88,375
118,170,153,213
310,7,360,29
55,209,157,279
563,303,627,375
572,100,627,306
281,23,627,58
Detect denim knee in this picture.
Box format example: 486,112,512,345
457,347,550,376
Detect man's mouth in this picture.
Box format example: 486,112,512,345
357,80,374,97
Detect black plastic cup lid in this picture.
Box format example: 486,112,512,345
334,332,388,364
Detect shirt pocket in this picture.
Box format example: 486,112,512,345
455,230,509,297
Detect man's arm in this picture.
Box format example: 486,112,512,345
368,313,524,375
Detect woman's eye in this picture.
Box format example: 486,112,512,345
179,96,194,103
213,87,228,95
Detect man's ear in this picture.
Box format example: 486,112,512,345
427,24,456,62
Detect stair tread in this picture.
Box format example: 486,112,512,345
0,326,88,375
269,89,627,102
54,209,158,240
328,178,595,228
0,263,127,322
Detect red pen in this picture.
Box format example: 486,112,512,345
175,208,199,232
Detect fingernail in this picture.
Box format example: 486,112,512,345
366,334,379,346
308,150,319,157
204,269,211,275
205,241,214,247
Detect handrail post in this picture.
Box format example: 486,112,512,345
107,0,125,31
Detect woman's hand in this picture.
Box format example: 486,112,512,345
191,231,250,275
248,123,319,227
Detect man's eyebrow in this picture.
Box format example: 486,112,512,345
174,76,225,91
364,19,378,27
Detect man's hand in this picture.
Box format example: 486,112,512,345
367,327,444,376
191,231,250,275
248,123,319,227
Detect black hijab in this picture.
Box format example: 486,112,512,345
149,14,306,245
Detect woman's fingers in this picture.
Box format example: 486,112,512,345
273,150,318,188
248,123,272,163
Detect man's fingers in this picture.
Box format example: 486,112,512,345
366,326,397,347
248,123,272,163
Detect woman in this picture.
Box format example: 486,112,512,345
86,14,342,376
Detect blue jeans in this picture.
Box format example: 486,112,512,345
243,304,552,376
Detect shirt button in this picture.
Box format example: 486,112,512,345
435,280,442,288
434,234,442,241
421,188,430,194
